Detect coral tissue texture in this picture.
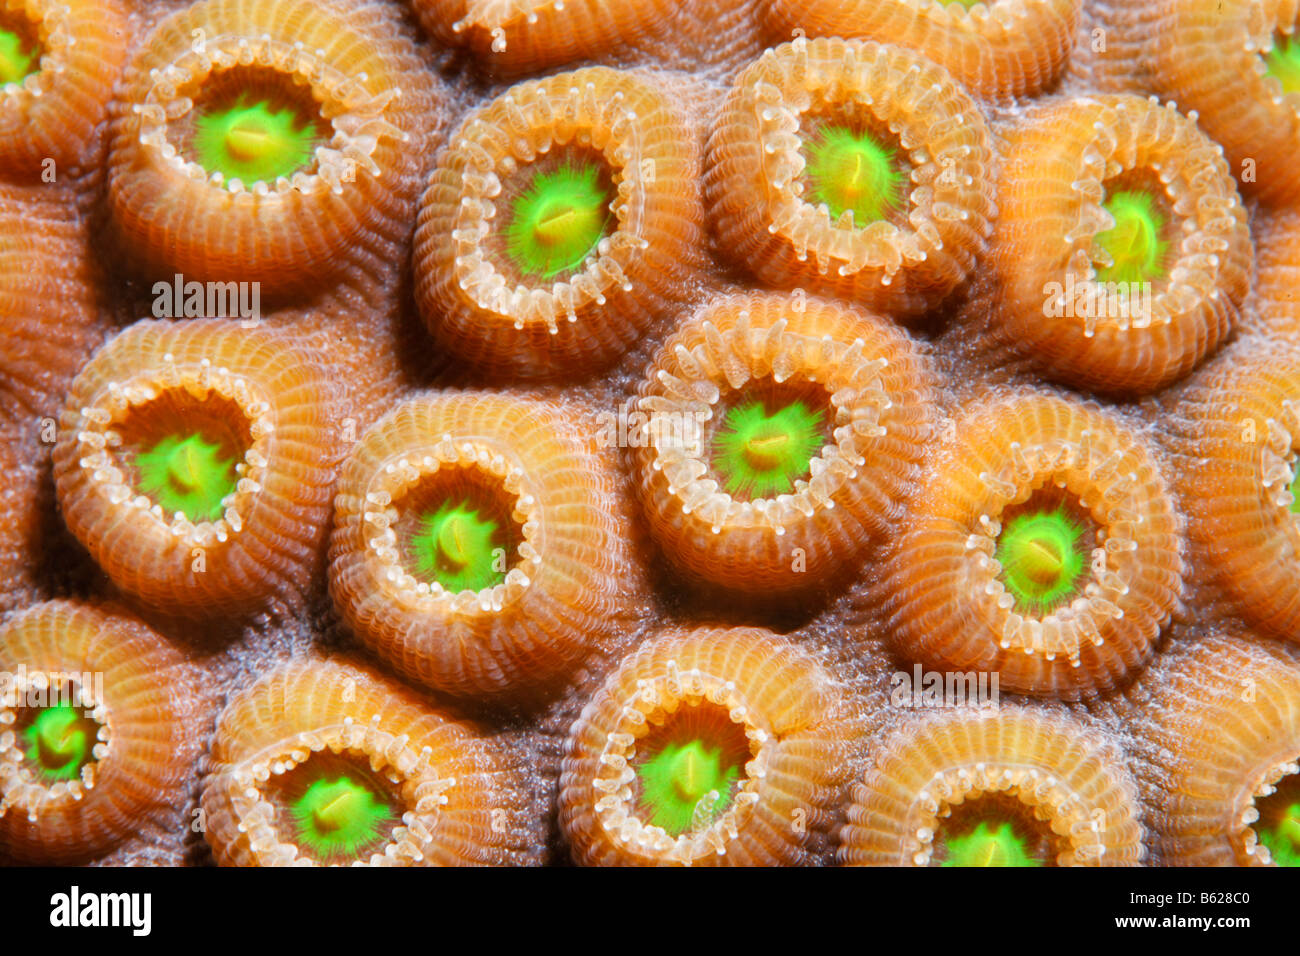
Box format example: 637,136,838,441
4,0,1300,869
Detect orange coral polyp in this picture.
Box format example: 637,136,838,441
992,94,1251,394
0,0,127,176
839,707,1145,866
107,0,435,295
1151,0,1300,206
631,291,937,596
52,320,340,616
1131,635,1300,865
0,601,196,864
560,626,847,866
1167,346,1300,639
413,66,704,381
706,39,995,321
329,392,634,698
201,659,538,866
883,393,1183,699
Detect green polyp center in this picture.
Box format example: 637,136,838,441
412,500,507,593
1258,802,1300,866
0,25,39,86
135,432,239,523
804,126,905,227
1095,190,1169,285
996,509,1086,613
1266,35,1300,94
23,706,95,781
193,95,321,183
712,398,825,499
1289,467,1300,514
505,163,612,280
637,739,741,836
291,776,394,860
942,821,1042,867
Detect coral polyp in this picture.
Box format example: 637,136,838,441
560,626,848,866
881,393,1183,699
413,66,704,380
0,0,127,177
631,291,937,597
1166,345,1300,639
707,38,995,320
991,94,1252,394
1128,634,1300,865
201,659,539,866
329,392,634,699
763,0,1083,101
0,601,196,864
1150,0,1300,206
107,0,437,295
52,320,341,616
839,707,1145,866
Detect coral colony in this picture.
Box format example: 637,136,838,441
5,0,1300,868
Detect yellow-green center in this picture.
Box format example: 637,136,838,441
996,509,1086,613
1266,35,1300,94
712,398,825,499
1094,190,1169,285
804,126,905,227
505,163,613,280
23,706,96,782
411,500,507,593
193,96,323,184
1257,801,1300,866
636,739,741,836
942,820,1042,867
0,25,38,86
290,775,394,861
135,432,240,523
